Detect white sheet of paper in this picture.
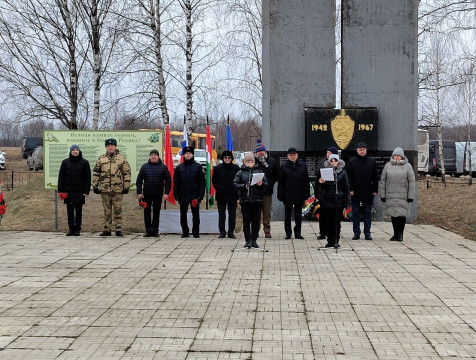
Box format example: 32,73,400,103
320,168,335,181
250,172,264,186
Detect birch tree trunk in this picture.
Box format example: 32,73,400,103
184,0,193,143
150,0,169,124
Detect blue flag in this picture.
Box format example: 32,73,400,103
226,125,233,151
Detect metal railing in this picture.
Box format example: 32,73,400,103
0,170,43,190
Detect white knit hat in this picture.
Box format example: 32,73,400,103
329,154,340,162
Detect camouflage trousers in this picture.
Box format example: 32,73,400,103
101,193,123,231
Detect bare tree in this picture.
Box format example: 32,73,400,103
0,0,88,129
76,0,128,129
458,64,475,181
222,0,262,120
171,0,227,142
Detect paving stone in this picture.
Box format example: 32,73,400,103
0,223,475,359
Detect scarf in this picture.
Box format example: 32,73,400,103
256,154,268,168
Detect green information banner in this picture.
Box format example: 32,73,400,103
43,130,164,190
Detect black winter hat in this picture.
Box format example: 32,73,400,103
183,146,194,155
221,150,233,160
287,147,298,154
150,149,160,156
356,142,367,148
105,138,117,146
327,146,338,154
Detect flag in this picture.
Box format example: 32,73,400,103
226,124,233,152
206,125,215,206
180,122,188,164
164,125,175,204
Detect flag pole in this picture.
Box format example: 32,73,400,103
206,115,209,210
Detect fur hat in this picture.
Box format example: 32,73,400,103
392,147,405,157
221,150,233,160
70,144,79,152
329,154,340,162
254,139,266,153
149,149,160,156
183,145,194,155
105,138,117,147
327,146,338,154
243,152,255,163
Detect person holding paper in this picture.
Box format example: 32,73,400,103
233,152,268,249
277,147,310,239
316,154,351,248
316,147,339,240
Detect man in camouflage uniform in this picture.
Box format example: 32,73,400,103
92,138,131,236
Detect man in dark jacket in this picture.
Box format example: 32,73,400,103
136,149,171,237
212,150,240,238
58,144,91,236
346,142,378,240
316,146,338,240
254,140,279,238
278,147,310,239
173,146,206,238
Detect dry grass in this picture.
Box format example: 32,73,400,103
415,179,476,241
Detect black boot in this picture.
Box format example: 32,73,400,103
397,233,403,241
244,241,251,249
251,240,259,248
100,231,111,236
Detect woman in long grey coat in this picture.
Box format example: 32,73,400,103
379,147,416,241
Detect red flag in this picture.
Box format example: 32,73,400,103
164,125,175,204
206,125,215,200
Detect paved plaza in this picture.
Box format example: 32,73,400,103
0,222,475,360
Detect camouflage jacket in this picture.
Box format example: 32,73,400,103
92,150,131,193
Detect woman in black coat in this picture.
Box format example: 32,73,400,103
212,151,240,238
316,154,351,248
233,152,267,249
58,144,91,236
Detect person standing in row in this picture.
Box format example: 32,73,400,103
379,147,416,242
317,146,338,240
136,149,171,238
173,146,205,238
254,140,279,238
212,150,240,238
234,152,267,249
92,138,131,237
58,144,91,236
277,147,310,239
346,142,378,240
316,154,351,248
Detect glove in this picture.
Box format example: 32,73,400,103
191,199,198,208
93,188,101,194
381,198,386,202
407,198,413,202
58,193,68,200
122,189,129,194
139,200,147,208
